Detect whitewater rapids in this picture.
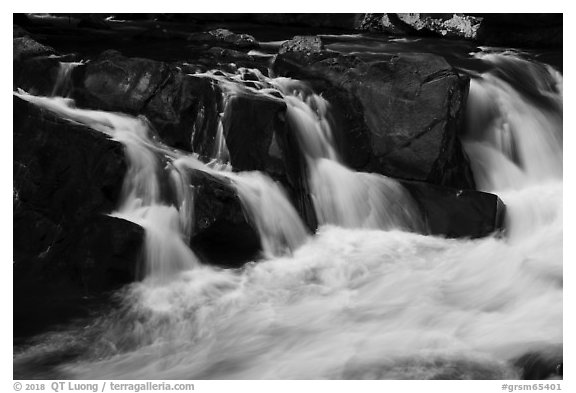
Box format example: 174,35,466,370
13,49,562,380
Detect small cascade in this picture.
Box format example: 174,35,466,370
13,43,563,380
51,61,82,97
15,91,198,282
14,89,309,272
461,51,563,241
463,53,563,191
272,77,422,231
226,171,309,257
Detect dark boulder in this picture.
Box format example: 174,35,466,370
513,346,563,380
400,180,505,238
273,47,475,189
13,95,126,225
14,215,143,340
189,170,260,268
223,93,290,181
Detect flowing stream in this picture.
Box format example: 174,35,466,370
13,46,562,379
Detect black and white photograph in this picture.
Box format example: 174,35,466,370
12,10,564,385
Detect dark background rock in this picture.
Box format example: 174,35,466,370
476,14,562,48
358,13,561,49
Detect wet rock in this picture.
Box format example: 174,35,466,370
14,56,62,96
74,50,170,113
189,171,260,268
513,346,563,380
223,94,289,179
73,51,223,152
188,28,259,50
358,13,562,48
222,91,317,231
13,96,126,225
144,72,222,153
400,180,505,238
279,35,324,55
13,35,56,61
273,49,476,189
71,215,145,290
388,13,483,40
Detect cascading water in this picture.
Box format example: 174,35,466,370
462,51,563,242
13,47,562,380
13,88,308,278
272,76,423,231
51,61,82,97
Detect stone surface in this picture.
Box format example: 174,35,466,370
13,36,56,61
74,50,170,113
189,170,260,267
358,13,561,48
273,47,476,189
279,35,324,55
72,51,223,152
188,28,259,50
400,180,505,238
13,96,126,227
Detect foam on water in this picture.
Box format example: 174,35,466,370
13,50,562,379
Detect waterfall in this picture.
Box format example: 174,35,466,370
51,61,82,97
14,48,562,380
462,52,563,242
271,77,423,231
463,52,563,191
14,90,308,280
